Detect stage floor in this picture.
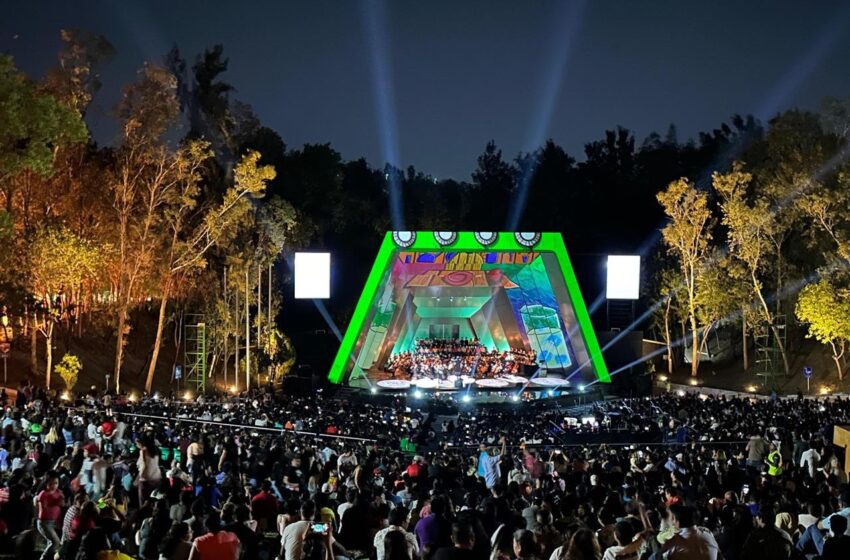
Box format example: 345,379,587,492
347,369,573,392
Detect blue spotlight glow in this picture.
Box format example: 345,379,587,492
370,387,377,394
511,394,520,402
461,394,471,403
413,389,423,399
508,0,587,230
361,0,404,229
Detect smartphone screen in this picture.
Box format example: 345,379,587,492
312,523,328,533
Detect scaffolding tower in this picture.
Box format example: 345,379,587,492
754,314,786,391
183,314,207,393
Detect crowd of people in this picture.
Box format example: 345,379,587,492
0,377,849,560
384,339,537,380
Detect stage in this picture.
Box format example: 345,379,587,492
329,232,610,391
348,369,577,393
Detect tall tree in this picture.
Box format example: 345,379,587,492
657,178,713,376
714,162,790,374
110,63,182,391
0,55,87,211
144,149,273,392
796,279,850,379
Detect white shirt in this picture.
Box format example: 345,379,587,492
603,544,638,560
374,526,419,560
661,527,721,560
800,448,821,478
281,520,310,560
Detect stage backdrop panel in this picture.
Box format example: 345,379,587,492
328,232,609,386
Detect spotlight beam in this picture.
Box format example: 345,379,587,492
361,0,404,230
507,0,586,231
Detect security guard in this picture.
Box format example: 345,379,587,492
766,442,783,476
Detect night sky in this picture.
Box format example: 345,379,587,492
4,0,850,180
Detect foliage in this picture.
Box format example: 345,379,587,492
657,178,713,376
796,280,850,379
29,227,103,299
55,353,82,390
0,54,87,183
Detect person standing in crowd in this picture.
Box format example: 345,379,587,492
478,437,506,490
35,472,63,560
188,511,239,560
375,506,418,560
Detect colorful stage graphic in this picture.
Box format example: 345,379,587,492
329,232,609,389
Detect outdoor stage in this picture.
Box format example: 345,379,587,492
348,370,575,393
329,232,610,393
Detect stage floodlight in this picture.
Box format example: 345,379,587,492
606,255,640,300
294,252,331,299
461,394,471,403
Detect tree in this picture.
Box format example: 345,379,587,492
55,353,82,391
28,227,101,388
110,63,182,391
471,141,515,227
144,149,274,392
657,178,713,376
42,29,115,115
796,279,850,380
0,55,87,211
695,255,744,362
714,162,790,374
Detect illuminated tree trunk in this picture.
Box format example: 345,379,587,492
30,311,37,375
223,269,228,389
45,320,53,390
742,311,748,371
114,306,127,392
830,341,844,381
245,267,250,390
234,277,239,391
257,263,261,382
689,313,699,377
664,298,673,375
145,278,171,393
268,263,272,381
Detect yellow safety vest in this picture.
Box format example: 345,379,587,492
767,450,783,476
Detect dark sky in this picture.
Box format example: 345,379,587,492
4,0,850,180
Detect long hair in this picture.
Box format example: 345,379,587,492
385,530,412,560
564,528,601,560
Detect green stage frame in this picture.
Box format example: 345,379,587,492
328,232,610,384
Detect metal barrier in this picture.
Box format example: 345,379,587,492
69,406,379,443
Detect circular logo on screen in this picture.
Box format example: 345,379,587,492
474,232,498,246
434,231,458,246
514,232,541,247
393,231,416,248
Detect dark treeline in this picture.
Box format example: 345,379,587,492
3,34,850,390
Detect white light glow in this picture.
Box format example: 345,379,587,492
606,255,641,300
294,252,331,299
